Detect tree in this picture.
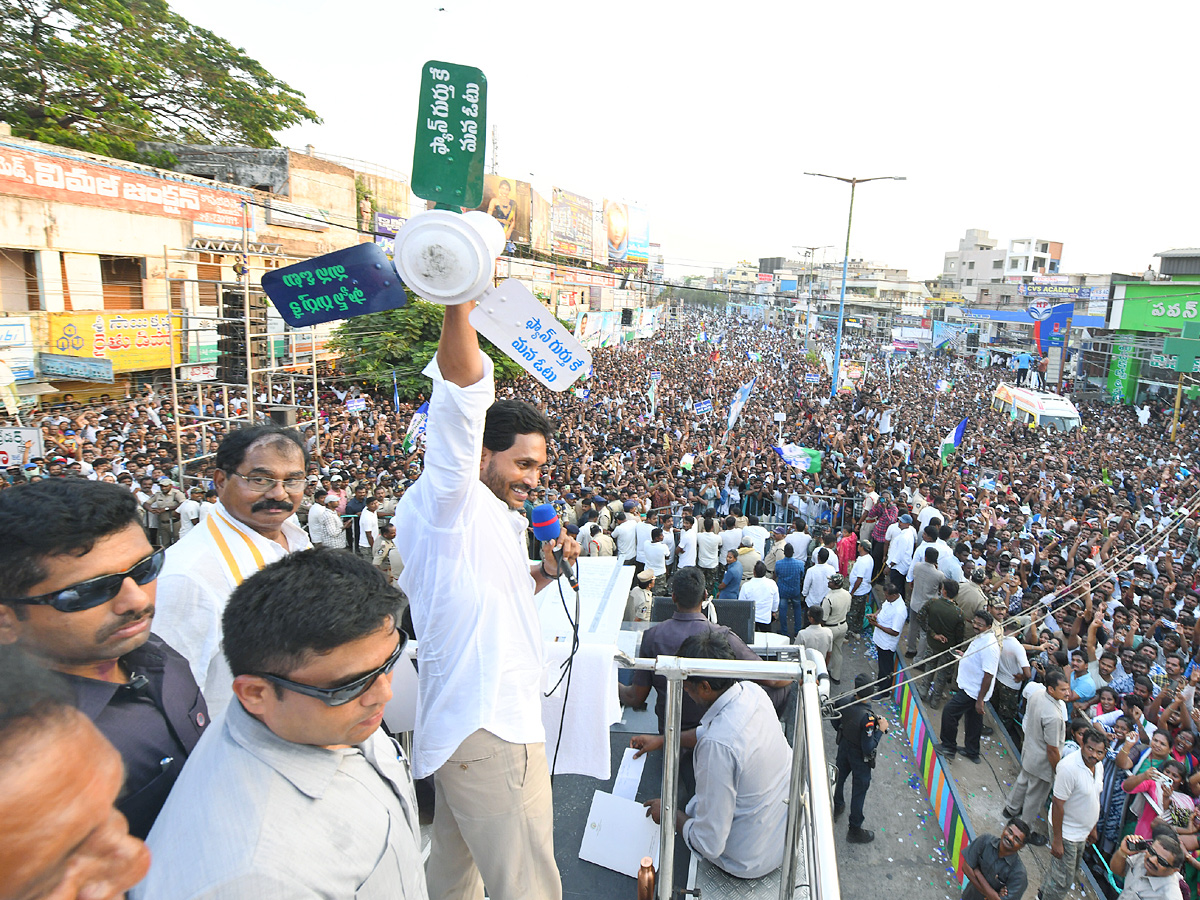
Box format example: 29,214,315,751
0,0,320,162
328,299,524,400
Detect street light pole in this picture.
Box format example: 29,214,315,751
805,173,905,398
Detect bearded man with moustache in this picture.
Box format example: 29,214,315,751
394,303,579,900
153,425,312,715
0,479,208,839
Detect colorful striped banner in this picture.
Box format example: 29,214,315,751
893,666,974,885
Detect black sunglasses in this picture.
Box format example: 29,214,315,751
4,549,166,613
254,634,407,707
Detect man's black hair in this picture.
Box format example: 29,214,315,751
0,479,141,599
942,581,959,599
678,630,737,693
482,400,554,453
924,546,939,563
222,548,403,679
0,646,75,765
1044,670,1068,690
671,567,706,610
214,425,309,474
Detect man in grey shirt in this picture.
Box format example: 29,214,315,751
134,549,426,900
1003,671,1069,847
906,547,944,661
641,630,791,879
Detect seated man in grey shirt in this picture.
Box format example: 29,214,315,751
134,549,426,900
642,630,791,879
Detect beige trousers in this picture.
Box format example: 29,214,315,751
426,729,562,900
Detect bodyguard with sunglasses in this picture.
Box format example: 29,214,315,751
0,479,209,839
134,548,426,900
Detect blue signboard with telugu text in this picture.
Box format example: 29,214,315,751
260,243,408,328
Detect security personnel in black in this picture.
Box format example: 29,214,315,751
0,479,210,839
833,671,889,843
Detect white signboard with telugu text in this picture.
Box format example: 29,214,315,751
0,427,44,468
469,280,592,391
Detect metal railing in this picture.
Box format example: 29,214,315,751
616,653,840,900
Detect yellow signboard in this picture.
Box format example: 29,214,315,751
47,312,176,372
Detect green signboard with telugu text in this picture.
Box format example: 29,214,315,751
411,61,487,209
1115,282,1200,333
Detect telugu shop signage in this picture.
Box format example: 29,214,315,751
0,141,250,232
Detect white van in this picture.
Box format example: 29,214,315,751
991,383,1081,432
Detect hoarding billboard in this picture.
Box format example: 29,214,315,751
531,189,551,252
551,187,593,261
474,174,530,244
47,312,177,372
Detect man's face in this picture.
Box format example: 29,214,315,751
1081,737,1107,768
1048,679,1071,701
1071,655,1088,675
214,439,306,533
1144,839,1180,878
0,524,156,668
1000,822,1028,853
0,713,150,900
480,432,547,510
1167,656,1183,679
237,621,398,749
1099,655,1117,678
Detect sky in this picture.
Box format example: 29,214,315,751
172,0,1200,283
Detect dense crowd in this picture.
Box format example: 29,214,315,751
4,306,1200,900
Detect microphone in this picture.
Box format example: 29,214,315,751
531,504,579,590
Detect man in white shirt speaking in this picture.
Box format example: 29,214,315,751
394,302,579,900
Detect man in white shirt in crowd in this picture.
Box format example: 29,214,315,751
393,302,577,900
740,561,779,633
1041,727,1107,900
676,515,698,569
867,582,908,693
641,630,790,879
719,515,743,561
358,496,380,556
612,511,639,565
634,507,655,573
884,514,916,595
308,491,348,550
154,425,312,715
696,519,722,595
786,521,813,564
938,611,1000,764
847,539,875,636
742,514,770,558
176,486,204,539
803,547,838,610
642,528,669,589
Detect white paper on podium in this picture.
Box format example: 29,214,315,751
613,747,647,801
578,790,660,878
535,556,632,645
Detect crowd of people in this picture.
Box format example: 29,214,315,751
2,304,1200,899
